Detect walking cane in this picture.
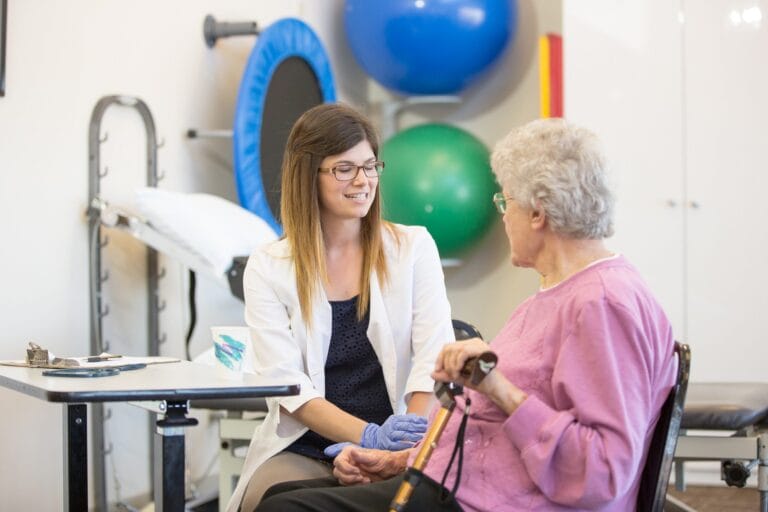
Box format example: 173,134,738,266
389,351,498,512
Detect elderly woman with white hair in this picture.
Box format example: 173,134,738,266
252,118,678,512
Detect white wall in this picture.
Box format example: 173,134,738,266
0,0,560,509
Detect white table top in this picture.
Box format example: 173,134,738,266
0,360,299,403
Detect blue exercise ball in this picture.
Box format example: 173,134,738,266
344,0,516,95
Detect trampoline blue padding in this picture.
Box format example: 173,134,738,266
233,18,336,235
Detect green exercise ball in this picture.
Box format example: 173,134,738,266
380,123,498,256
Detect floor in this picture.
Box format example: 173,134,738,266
187,487,763,512
667,485,760,511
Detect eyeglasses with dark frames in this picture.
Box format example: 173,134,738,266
492,192,516,214
318,161,385,181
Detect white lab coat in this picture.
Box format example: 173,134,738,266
227,224,454,511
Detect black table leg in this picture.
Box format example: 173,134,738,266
154,400,198,512
64,403,88,512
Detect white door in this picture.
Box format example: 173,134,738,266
683,0,768,381
566,0,768,382
564,0,686,336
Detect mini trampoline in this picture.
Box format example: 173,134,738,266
233,18,336,235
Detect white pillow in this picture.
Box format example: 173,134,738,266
134,187,278,275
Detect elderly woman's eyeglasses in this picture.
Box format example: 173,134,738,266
492,192,515,214
318,161,385,181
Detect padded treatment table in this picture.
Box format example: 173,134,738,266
683,383,768,431
674,383,768,512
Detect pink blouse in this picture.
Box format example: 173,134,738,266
420,256,677,511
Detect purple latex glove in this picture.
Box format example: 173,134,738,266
323,441,352,458
361,414,427,450
323,414,428,458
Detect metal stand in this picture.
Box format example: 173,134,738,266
153,401,199,512
87,95,163,510
378,95,461,141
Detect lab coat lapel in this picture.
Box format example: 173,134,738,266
306,284,332,395
367,270,398,409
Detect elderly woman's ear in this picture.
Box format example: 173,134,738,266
530,208,546,229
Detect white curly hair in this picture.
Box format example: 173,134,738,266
490,118,615,239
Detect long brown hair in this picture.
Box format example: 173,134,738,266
280,103,392,326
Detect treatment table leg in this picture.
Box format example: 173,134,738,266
759,432,768,512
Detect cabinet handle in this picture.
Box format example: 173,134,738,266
666,199,678,208
688,200,700,209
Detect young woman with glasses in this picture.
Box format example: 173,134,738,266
228,103,454,511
